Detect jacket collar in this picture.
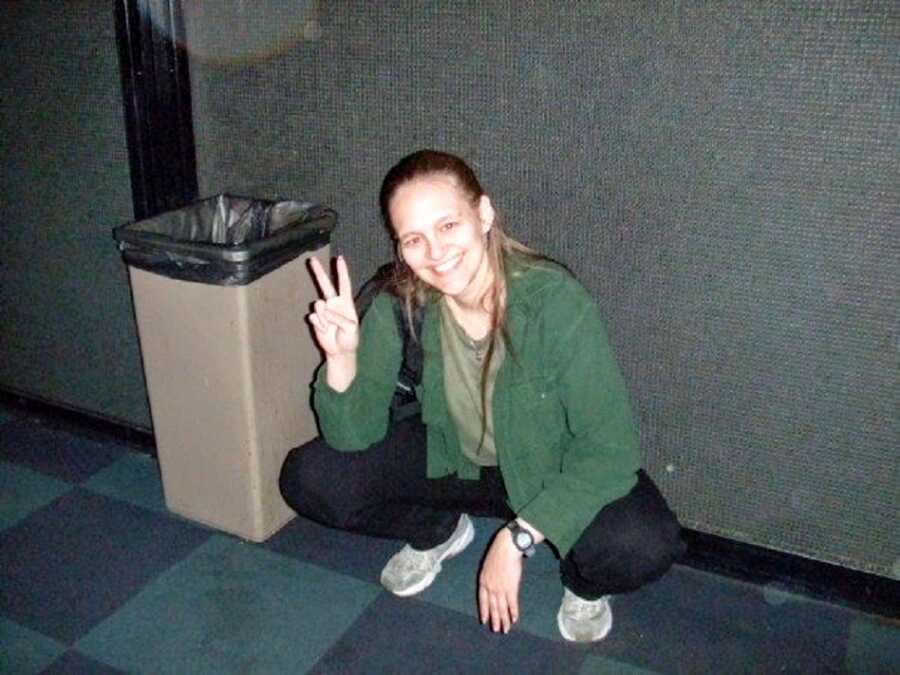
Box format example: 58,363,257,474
505,256,558,317
422,256,556,341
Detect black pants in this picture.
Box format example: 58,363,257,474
279,415,685,599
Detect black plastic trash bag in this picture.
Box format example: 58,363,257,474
113,194,336,286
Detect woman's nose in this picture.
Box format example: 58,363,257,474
425,237,445,260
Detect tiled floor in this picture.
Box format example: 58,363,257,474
1,405,897,674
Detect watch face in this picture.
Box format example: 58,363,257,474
515,531,532,549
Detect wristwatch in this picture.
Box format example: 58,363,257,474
506,521,536,558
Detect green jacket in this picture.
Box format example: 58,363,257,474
313,261,641,556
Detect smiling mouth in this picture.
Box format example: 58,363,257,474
433,255,462,274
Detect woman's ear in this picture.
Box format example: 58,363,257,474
479,195,495,234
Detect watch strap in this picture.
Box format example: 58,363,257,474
506,521,536,557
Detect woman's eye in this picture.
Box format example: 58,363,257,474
441,221,457,232
401,236,421,248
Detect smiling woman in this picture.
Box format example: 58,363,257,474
279,149,686,643
391,175,494,311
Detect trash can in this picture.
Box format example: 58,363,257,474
114,194,335,541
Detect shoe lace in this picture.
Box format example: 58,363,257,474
566,594,607,621
395,547,437,574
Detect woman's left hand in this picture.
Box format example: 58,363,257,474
478,528,523,633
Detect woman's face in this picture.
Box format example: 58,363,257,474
389,174,495,304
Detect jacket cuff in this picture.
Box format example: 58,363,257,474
312,366,385,450
516,472,640,558
516,492,580,557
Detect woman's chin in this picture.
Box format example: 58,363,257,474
427,278,462,296
420,272,466,297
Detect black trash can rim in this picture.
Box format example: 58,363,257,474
113,193,336,286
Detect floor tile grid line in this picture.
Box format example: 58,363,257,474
0,490,214,644
23,446,590,649
0,461,77,532
0,444,546,673
10,480,896,674
306,593,595,675
0,448,541,655
0,450,833,659
54,483,593,661
72,535,386,674
4,427,899,673
1,455,184,540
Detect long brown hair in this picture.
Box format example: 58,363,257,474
379,149,543,446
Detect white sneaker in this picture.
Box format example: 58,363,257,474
557,587,613,642
380,514,475,597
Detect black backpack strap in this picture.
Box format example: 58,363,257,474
354,262,396,317
354,263,424,421
390,297,424,420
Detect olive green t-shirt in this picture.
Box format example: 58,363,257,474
439,299,504,467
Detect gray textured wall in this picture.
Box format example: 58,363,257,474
186,2,899,578
0,3,150,427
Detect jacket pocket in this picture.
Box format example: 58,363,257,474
504,376,564,473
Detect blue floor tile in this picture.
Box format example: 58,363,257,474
845,614,900,674
755,589,854,673
76,535,382,675
41,649,126,674
310,593,587,675
0,489,211,644
0,419,124,483
579,654,660,674
81,452,167,514
264,511,404,584
0,617,66,675
593,565,854,675
0,461,72,531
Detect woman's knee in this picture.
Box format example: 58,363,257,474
279,437,360,526
564,475,686,593
614,514,684,586
279,439,320,511
278,417,428,531
572,522,683,591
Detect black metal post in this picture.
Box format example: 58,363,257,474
115,0,198,220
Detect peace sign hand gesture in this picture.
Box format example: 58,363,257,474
308,256,360,391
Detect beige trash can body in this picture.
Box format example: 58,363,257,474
129,245,328,541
